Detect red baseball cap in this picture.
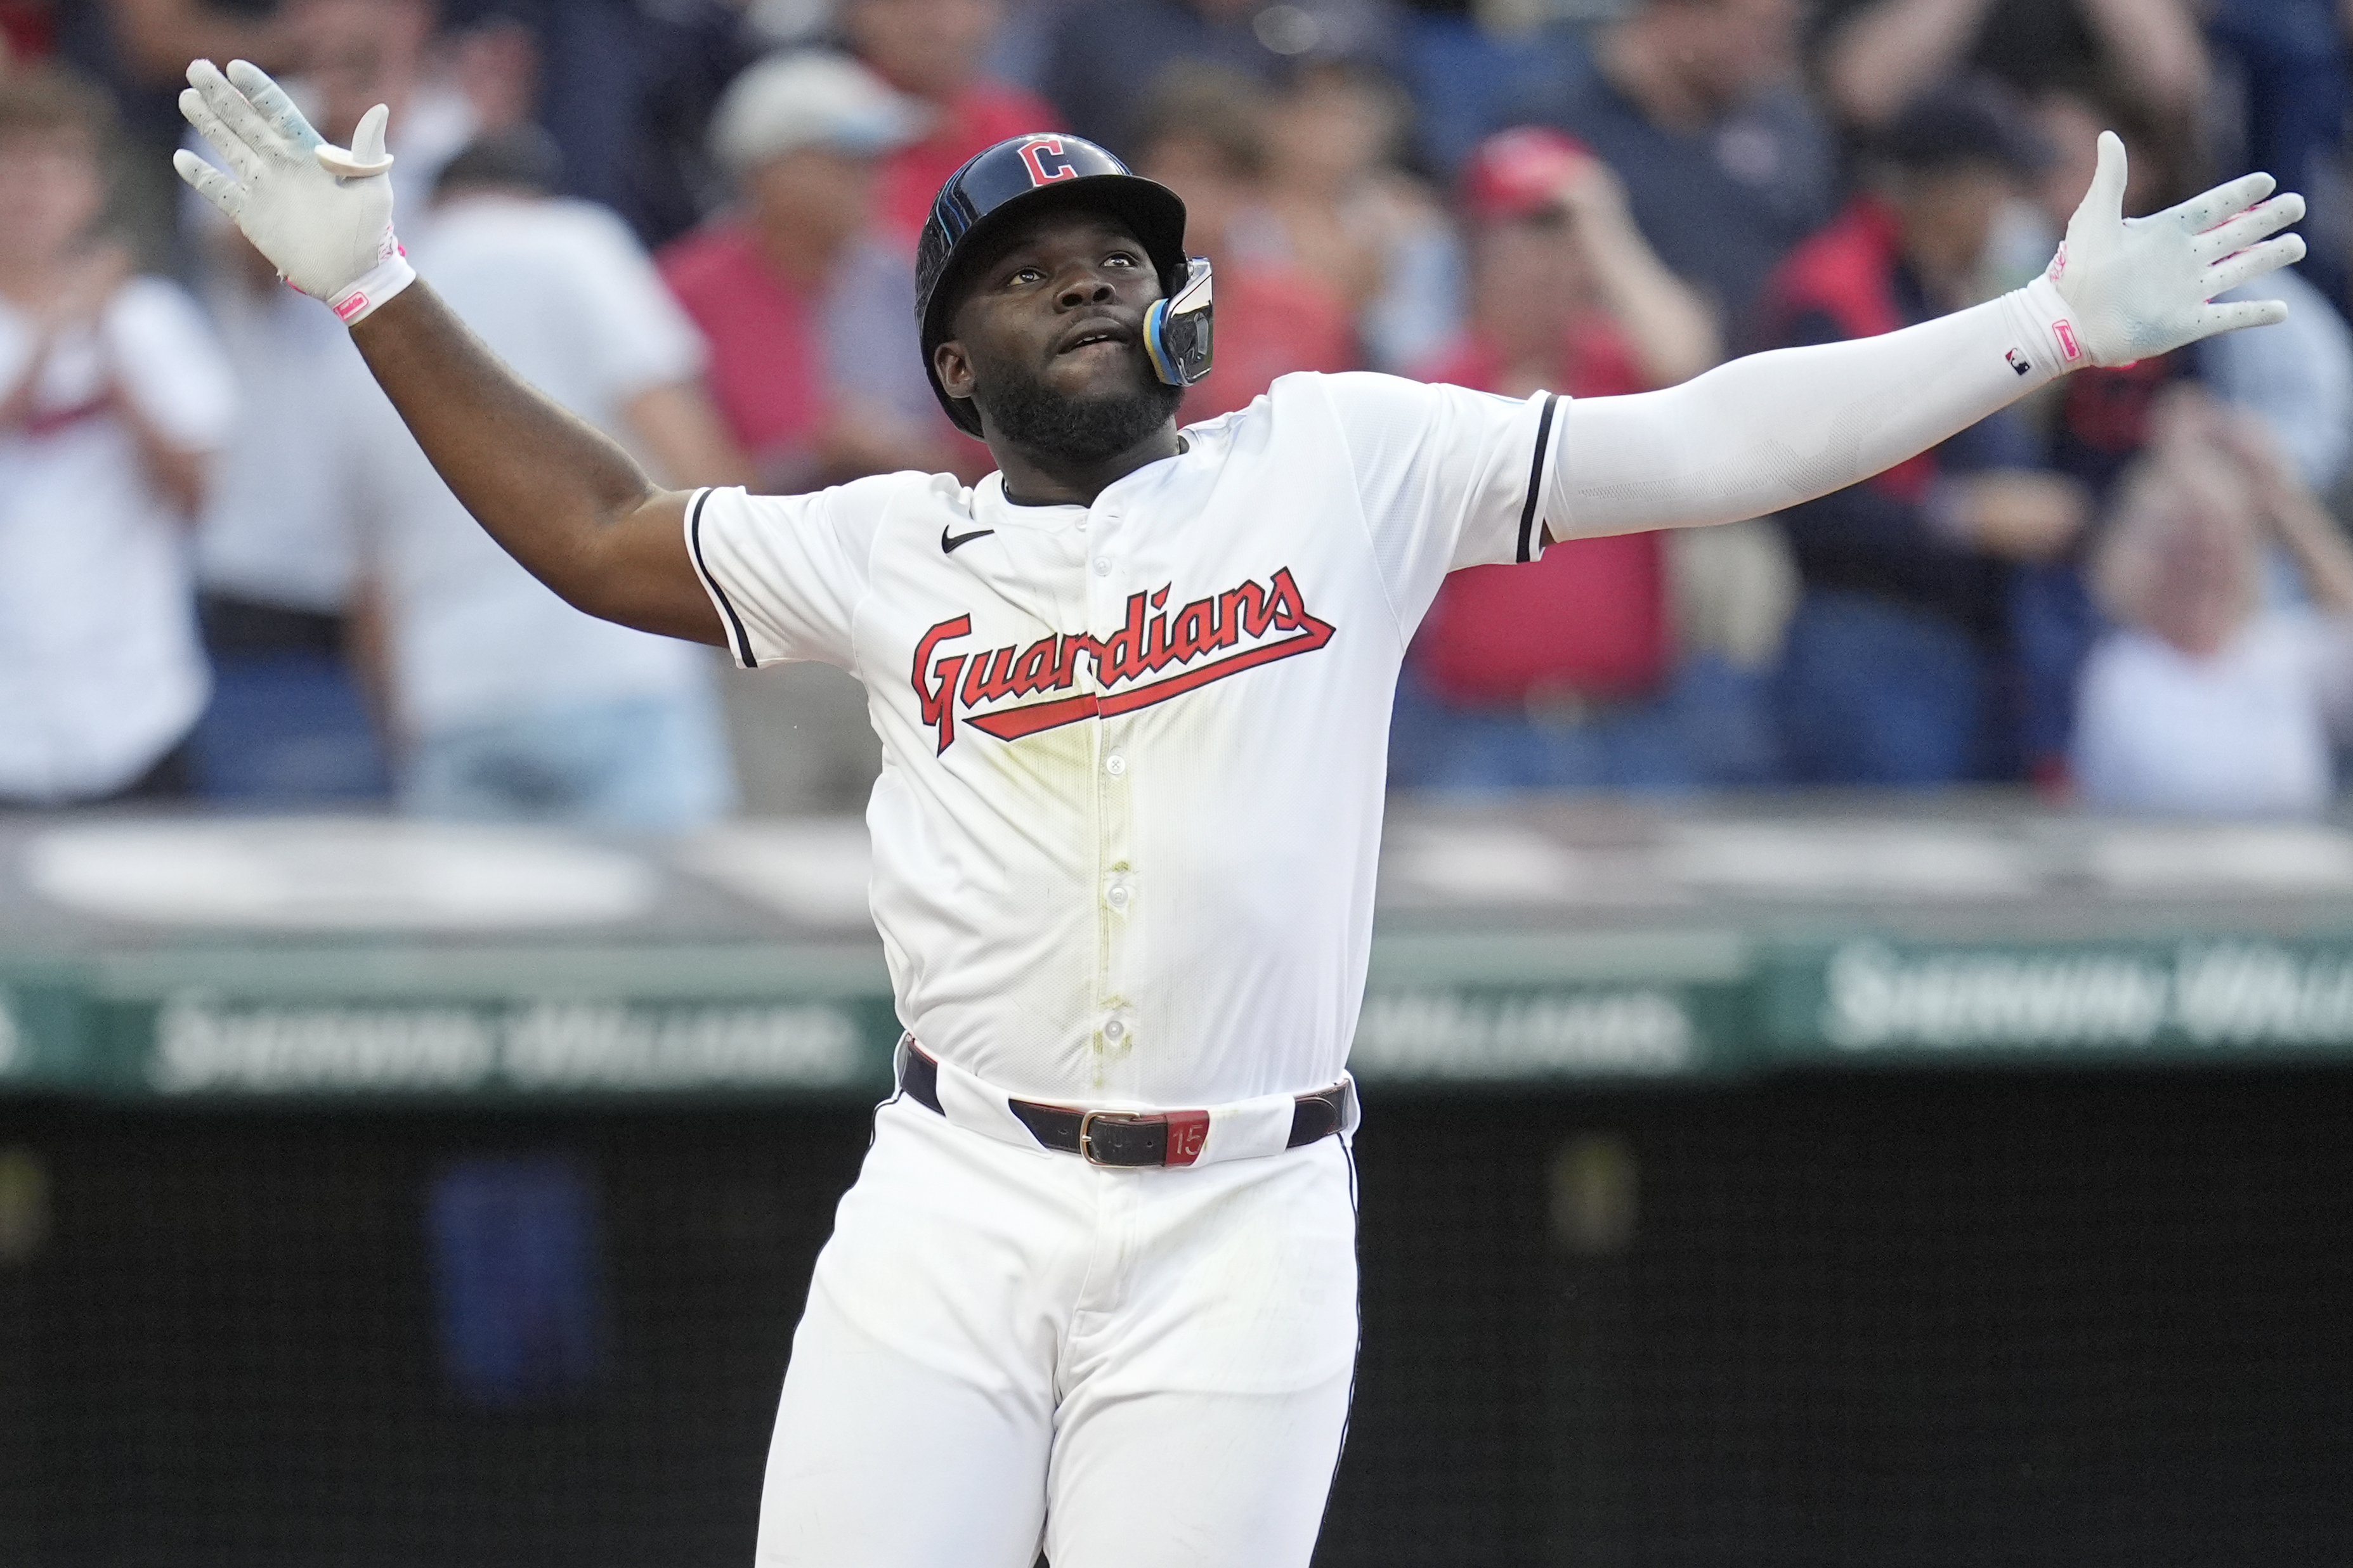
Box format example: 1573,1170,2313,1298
1459,126,1594,223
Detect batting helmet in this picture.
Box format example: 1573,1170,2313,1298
915,133,1213,437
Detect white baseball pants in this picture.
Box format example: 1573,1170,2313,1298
753,1091,1361,1567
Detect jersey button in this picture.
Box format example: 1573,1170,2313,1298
1106,881,1131,910
1093,556,1112,576
1104,752,1126,777
1104,1018,1128,1042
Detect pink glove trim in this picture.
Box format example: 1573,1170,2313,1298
329,251,416,324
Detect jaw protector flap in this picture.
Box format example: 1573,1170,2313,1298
1143,256,1214,387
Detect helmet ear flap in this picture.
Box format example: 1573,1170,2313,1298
1143,257,1214,387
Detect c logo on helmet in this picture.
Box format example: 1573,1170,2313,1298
1018,136,1079,187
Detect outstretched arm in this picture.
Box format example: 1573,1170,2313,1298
1550,134,2304,541
173,58,721,645
346,284,721,642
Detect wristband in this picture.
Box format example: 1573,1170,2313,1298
327,249,415,325
2009,275,2083,375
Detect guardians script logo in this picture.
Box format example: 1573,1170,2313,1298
912,567,1336,751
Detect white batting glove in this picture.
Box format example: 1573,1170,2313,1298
171,59,414,325
2044,130,2306,368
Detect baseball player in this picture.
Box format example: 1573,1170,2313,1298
174,57,2304,1567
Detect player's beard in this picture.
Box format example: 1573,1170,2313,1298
976,355,1183,463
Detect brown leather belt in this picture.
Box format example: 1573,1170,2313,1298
900,1042,1346,1168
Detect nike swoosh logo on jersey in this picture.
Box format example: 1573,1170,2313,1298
941,525,996,554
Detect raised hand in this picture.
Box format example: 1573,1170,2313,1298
2049,130,2306,367
171,58,414,323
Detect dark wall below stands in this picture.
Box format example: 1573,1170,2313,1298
0,1069,2347,1567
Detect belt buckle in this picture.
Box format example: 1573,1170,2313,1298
1078,1108,1135,1167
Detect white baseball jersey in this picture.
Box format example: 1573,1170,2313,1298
689,370,1567,1108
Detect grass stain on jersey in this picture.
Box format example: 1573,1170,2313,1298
982,709,1096,809
1088,993,1137,1089
972,715,1118,1079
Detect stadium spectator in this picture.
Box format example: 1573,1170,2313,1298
1816,0,2220,327
353,129,744,831
840,0,1061,248
1426,129,1719,397
655,47,996,814
1986,94,2353,782
1532,0,1835,347
1392,126,1787,791
278,0,488,220
1372,1,1595,178
185,212,390,803
173,0,522,804
44,0,289,266
436,0,757,250
2203,0,2350,309
659,50,963,493
1130,64,1355,424
1042,0,1400,155
1759,82,2087,786
2075,392,2353,817
0,67,235,805
1259,60,1459,373
1815,0,2211,140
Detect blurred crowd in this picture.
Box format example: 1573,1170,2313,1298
5,0,2353,828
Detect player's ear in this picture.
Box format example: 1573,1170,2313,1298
934,339,977,402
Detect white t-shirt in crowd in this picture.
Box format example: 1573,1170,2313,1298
195,280,375,612
357,195,715,735
182,84,479,616
2073,610,2353,817
690,372,1568,1108
0,277,237,800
